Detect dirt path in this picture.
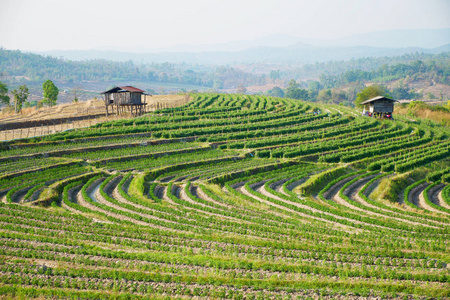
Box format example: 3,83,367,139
61,185,84,215
347,175,377,201
154,185,166,200
418,183,450,215
180,184,251,223
409,183,427,208
253,181,366,233
287,177,309,193
310,175,402,231
195,186,235,210
27,186,44,203
159,175,176,183
179,184,216,210
430,183,450,210
268,178,292,196
333,175,390,217
230,180,250,189
0,188,10,203
331,176,413,232
162,185,207,221
75,178,149,226
174,175,189,182
165,185,182,206
195,186,269,221
237,180,368,233
322,175,358,200
11,186,32,204
107,177,188,229
349,175,437,228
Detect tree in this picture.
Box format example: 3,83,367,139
11,85,29,113
236,84,247,94
426,92,436,99
72,86,81,103
354,84,388,108
391,81,411,100
212,80,223,90
307,81,322,92
267,86,284,98
42,80,59,106
0,81,10,106
285,79,308,100
269,70,281,81
317,89,332,103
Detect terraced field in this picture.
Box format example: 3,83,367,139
1,93,449,299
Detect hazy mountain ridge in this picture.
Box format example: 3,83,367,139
35,29,450,65
35,45,445,65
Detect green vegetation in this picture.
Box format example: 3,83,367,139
0,81,10,106
11,84,29,113
0,93,449,299
1,49,448,104
42,79,58,107
354,85,388,108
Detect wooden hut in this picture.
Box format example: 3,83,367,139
101,86,148,116
361,96,397,119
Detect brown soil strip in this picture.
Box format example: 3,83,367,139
196,186,235,210
195,186,273,223
4,268,436,300
186,175,200,182
76,179,148,226
28,187,44,203
409,183,427,208
107,176,188,230
181,184,247,223
230,180,249,189
431,183,450,210
350,176,437,228
159,175,176,183
339,175,397,218
0,188,11,203
329,176,406,231
2,245,438,283
254,181,362,233
322,175,358,200
239,181,328,226
174,175,189,182
61,185,84,215
418,183,450,215
269,178,292,195
10,186,32,204
154,185,165,200
286,177,308,193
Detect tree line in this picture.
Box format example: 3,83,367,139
317,54,450,88
265,52,450,105
1,49,448,92
0,80,58,113
0,49,261,89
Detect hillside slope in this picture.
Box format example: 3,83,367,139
0,94,449,299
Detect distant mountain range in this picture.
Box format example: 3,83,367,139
35,28,450,65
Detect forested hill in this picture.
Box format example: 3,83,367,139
0,49,218,87
317,53,450,88
0,48,449,92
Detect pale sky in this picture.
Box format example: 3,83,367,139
0,0,449,51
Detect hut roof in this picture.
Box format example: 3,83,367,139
101,86,146,94
360,96,397,105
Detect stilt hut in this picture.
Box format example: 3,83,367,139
101,86,148,116
361,96,397,119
